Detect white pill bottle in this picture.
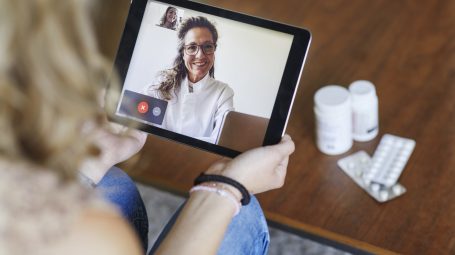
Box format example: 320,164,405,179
349,80,379,142
314,85,353,155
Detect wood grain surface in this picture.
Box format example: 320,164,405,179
96,0,455,254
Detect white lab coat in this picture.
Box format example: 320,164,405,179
144,73,234,144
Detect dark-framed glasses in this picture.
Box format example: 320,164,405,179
183,43,217,55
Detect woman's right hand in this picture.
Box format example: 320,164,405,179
79,123,147,184
205,135,295,194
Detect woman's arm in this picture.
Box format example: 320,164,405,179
156,190,237,254
155,135,295,254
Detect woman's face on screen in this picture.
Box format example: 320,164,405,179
166,8,176,23
183,27,215,83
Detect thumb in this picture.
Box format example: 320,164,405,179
264,134,295,160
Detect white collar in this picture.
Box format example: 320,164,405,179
186,73,210,93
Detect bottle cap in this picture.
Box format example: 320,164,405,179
349,80,377,102
314,85,351,115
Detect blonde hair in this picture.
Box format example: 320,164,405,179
0,0,118,180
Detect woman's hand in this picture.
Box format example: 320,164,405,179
205,135,295,194
79,123,147,184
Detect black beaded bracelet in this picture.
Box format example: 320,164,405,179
194,173,251,206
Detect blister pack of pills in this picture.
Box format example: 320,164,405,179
337,144,411,203
364,134,416,187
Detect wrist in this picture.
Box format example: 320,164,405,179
189,185,241,217
198,182,242,202
194,173,251,206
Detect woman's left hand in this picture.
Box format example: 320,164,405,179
205,134,295,194
79,123,147,184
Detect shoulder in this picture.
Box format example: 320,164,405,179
49,208,142,255
144,70,178,99
76,209,142,255
144,78,165,99
144,76,162,96
208,77,234,96
0,162,141,255
144,85,161,98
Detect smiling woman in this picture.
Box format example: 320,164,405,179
183,28,217,83
158,6,178,30
144,16,234,144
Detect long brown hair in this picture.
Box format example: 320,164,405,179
156,16,218,100
0,0,115,180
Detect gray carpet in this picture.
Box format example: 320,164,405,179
137,183,351,255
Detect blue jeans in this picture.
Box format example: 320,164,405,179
97,167,270,255
149,196,270,255
96,166,149,252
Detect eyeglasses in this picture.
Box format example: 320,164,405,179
183,43,217,56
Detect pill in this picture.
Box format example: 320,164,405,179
371,183,381,192
379,190,389,201
392,185,403,194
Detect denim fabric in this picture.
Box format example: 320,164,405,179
148,196,270,255
97,166,149,252
217,196,270,255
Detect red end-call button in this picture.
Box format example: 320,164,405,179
137,101,149,114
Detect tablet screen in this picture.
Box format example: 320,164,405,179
111,0,311,157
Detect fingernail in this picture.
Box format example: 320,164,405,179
283,134,291,141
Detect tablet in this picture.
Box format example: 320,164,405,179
216,111,269,152
107,0,311,157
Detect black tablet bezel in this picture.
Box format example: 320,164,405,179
108,0,311,157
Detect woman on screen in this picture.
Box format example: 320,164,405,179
145,16,234,144
158,6,178,30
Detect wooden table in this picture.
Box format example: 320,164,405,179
98,0,455,254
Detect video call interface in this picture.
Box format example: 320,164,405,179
117,0,294,150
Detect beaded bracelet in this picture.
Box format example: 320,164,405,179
199,182,242,202
194,173,251,205
190,185,241,216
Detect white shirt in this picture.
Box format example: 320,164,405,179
145,73,234,143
